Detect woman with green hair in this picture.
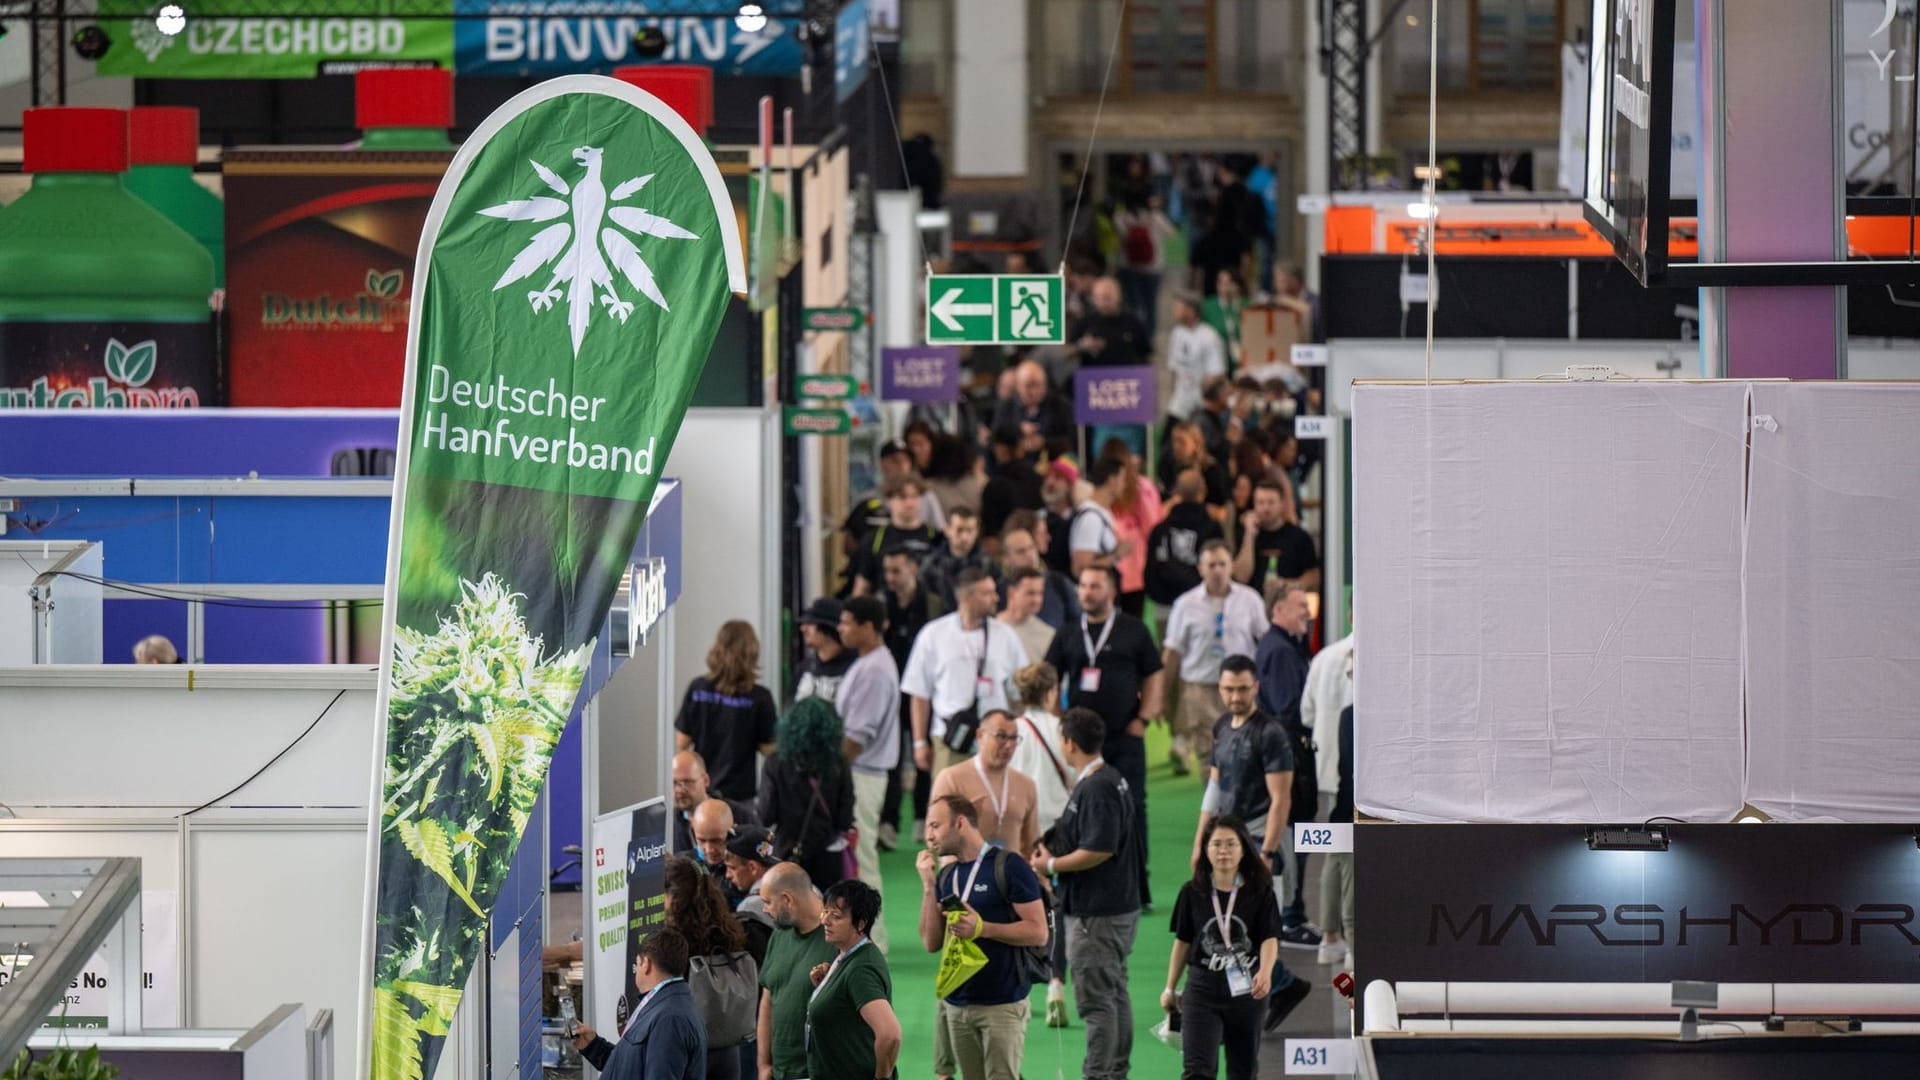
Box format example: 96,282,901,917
755,696,856,890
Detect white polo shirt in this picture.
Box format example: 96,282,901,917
900,612,1028,738
1162,581,1270,684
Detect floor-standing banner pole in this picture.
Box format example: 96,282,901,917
354,74,745,1080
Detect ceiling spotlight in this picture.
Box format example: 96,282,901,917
71,24,112,60
1586,826,1669,852
735,2,769,33
155,4,186,36
632,24,668,58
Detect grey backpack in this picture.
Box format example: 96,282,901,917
688,950,759,1047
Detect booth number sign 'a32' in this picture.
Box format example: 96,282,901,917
925,274,1066,346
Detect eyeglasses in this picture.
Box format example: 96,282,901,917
986,731,1021,743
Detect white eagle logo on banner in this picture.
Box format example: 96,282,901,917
480,146,701,356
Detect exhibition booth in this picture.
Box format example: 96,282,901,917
1341,379,1920,1075
0,409,688,1078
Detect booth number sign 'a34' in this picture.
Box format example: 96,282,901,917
925,274,1066,346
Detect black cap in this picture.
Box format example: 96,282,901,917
726,825,776,866
879,440,910,459
798,597,843,631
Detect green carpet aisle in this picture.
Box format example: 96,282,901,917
876,722,1201,1080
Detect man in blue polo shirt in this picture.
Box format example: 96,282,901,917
917,793,1049,1080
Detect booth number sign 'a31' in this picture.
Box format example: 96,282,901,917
925,274,1066,346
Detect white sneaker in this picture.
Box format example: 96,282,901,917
1317,940,1347,966
1342,946,1354,973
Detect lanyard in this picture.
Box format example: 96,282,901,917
804,937,868,1051
973,757,1011,822
621,976,686,1037
1210,883,1240,952
1080,615,1116,663
951,851,989,905
809,937,870,1008
1074,755,1105,785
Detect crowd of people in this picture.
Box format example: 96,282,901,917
633,393,1355,1079
599,174,1364,1079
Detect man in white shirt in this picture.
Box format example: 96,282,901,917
1164,291,1226,424
997,565,1056,663
1161,539,1269,776
904,566,1030,777
1069,457,1129,580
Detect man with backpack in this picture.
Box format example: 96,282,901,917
917,793,1049,1080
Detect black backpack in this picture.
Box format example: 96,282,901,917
990,846,1055,984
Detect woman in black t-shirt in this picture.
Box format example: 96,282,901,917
675,621,779,803
1162,815,1299,1080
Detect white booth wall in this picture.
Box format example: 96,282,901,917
660,407,782,697
0,665,492,1079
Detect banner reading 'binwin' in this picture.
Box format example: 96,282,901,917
359,75,743,1080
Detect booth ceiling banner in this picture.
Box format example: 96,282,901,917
361,75,742,1080
453,0,807,77
1351,381,1748,824
95,0,454,78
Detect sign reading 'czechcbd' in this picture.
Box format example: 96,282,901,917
362,76,742,1080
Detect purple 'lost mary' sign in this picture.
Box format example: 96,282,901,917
880,346,961,402
1075,366,1158,423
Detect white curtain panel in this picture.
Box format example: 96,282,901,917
1745,383,1920,821
1352,382,1748,823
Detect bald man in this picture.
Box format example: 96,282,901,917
671,750,756,860
991,359,1074,458
755,863,837,1080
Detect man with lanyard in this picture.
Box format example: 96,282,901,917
917,793,1048,1080
903,567,1028,777
1196,655,1311,1031
570,927,706,1080
1162,539,1269,776
930,710,1041,856
1043,566,1164,907
756,863,838,1080
1033,708,1141,1080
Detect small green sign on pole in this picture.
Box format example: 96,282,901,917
794,373,860,400
925,273,1065,346
802,307,866,332
783,406,852,436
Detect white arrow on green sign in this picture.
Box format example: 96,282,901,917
925,274,1065,346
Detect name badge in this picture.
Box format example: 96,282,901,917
1079,667,1102,693
1225,962,1254,998
977,676,997,699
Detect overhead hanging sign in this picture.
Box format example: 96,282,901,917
879,345,959,402
924,273,1065,346
95,0,453,78
454,0,806,77
360,74,743,1080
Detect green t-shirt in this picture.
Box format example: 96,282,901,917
804,941,892,1080
759,924,838,1078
